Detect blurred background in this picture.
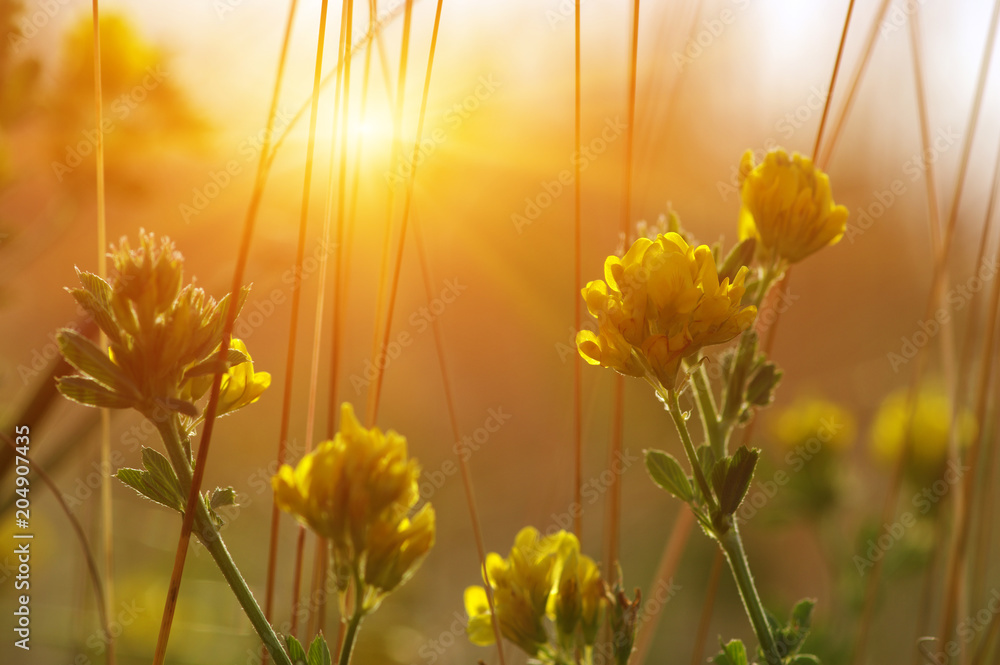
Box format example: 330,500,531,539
2,0,1000,663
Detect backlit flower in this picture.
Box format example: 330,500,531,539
576,232,756,389
272,402,433,606
56,231,253,419
738,149,848,265
216,339,271,416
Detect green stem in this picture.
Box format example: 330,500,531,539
689,363,724,458
717,525,782,665
338,607,364,665
154,415,293,665
662,387,718,514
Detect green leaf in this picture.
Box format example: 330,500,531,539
57,375,135,409
719,237,757,283
57,328,138,396
210,487,237,510
69,287,122,345
645,449,693,503
694,444,717,505
776,598,816,657
76,269,114,311
713,638,749,665
115,448,185,513
207,487,238,527
746,361,782,407
285,635,308,665
711,446,760,516
157,396,199,417
791,598,815,632
307,635,332,665
787,655,820,664
182,347,250,380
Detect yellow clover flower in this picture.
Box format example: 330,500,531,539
465,527,607,659
272,402,432,602
738,149,848,265
576,232,756,389
216,339,271,416
364,503,436,596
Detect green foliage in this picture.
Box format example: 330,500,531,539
116,447,186,513
714,639,750,665
711,446,760,518
285,635,332,665
645,449,693,502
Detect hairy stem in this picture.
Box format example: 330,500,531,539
155,415,293,665
717,526,782,665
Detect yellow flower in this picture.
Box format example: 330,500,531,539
465,527,607,658
551,533,605,647
364,503,436,598
464,527,557,656
869,383,976,478
271,402,421,563
772,397,856,453
738,149,848,265
577,232,756,389
216,339,271,416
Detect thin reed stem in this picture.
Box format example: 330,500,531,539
307,0,355,637
412,211,507,664
256,0,303,648
286,0,333,639
632,508,694,665
853,3,1000,661
817,0,893,169
365,0,413,427
690,551,724,665
605,0,641,589
573,0,583,542
90,2,114,663
368,0,445,425
811,0,855,160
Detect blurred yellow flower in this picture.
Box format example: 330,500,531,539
738,149,848,265
772,397,856,453
869,383,976,475
272,403,431,605
577,232,756,389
